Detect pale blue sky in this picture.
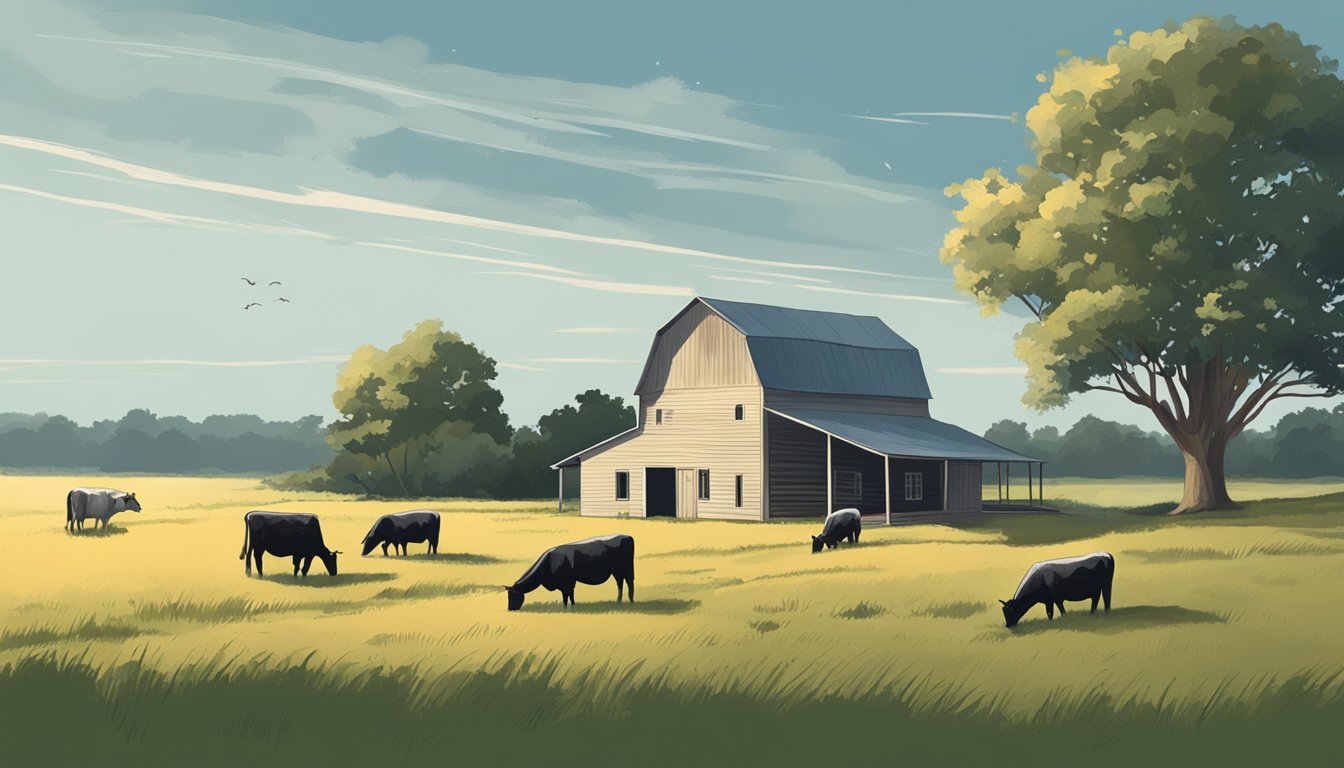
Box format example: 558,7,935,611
1,0,1339,433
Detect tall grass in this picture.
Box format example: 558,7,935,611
3,650,1339,766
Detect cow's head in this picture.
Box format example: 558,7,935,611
999,599,1028,629
320,549,341,576
504,586,524,611
360,536,377,557
810,536,824,554
122,493,142,513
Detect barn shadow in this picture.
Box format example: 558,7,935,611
1007,604,1226,636
260,572,398,588
408,552,506,565
521,599,698,615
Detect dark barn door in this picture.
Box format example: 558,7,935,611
645,467,677,517
887,459,944,513
766,413,827,517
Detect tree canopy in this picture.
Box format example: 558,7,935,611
942,16,1344,512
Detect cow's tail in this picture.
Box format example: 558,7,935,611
65,490,74,531
239,514,250,560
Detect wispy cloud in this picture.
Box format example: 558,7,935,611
0,135,929,280
519,358,641,364
551,327,643,334
891,112,1013,120
356,241,583,276
0,378,122,385
702,266,829,284
498,362,549,372
848,115,930,126
707,275,771,285
0,182,332,240
935,366,1028,374
488,271,696,297
0,356,348,368
793,284,966,305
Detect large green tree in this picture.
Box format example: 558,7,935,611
943,17,1344,513
327,320,511,496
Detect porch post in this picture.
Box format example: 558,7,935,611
942,460,949,512
1005,463,1010,504
997,462,1002,503
1027,462,1034,506
825,434,833,515
884,455,891,526
557,467,564,514
1039,462,1044,506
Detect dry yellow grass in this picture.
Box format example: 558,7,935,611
2,474,1342,720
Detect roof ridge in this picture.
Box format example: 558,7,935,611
747,336,917,353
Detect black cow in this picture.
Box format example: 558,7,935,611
1000,552,1114,628
361,509,440,556
811,508,862,553
239,511,341,578
505,534,634,611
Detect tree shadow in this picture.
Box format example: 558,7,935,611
1007,604,1226,636
407,552,506,565
259,572,398,588
521,599,699,615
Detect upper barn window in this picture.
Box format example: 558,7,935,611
698,469,710,500
655,409,663,425
735,475,744,507
734,404,744,421
904,472,923,501
834,470,862,499
615,471,630,501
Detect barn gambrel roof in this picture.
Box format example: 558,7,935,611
641,297,933,400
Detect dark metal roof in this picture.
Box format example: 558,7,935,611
768,407,1041,462
699,297,932,399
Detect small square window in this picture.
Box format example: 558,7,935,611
904,472,923,501
735,475,743,507
697,469,710,500
655,408,662,425
834,470,862,499
615,471,629,501
734,404,744,421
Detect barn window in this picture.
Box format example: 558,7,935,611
655,408,663,425
615,471,630,501
834,470,862,499
734,404,744,421
698,469,711,500
735,475,744,507
904,472,923,501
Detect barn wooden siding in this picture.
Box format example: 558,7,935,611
887,459,945,514
945,461,983,512
830,438,887,517
765,412,827,518
763,390,930,418
581,306,764,520
636,302,757,394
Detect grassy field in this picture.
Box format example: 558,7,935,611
1,475,1341,766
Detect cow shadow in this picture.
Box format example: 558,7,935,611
1008,604,1226,636
408,552,506,565
68,525,129,537
260,572,398,588
522,598,699,615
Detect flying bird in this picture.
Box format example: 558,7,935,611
276,297,291,303
243,303,262,310
241,277,257,286
269,281,282,286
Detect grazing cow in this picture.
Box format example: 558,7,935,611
811,508,862,553
66,488,141,533
239,511,341,578
1000,552,1115,628
361,509,440,556
505,534,634,611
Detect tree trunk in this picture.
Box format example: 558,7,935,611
1170,434,1236,515
382,452,410,497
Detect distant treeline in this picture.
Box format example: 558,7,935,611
983,405,1344,478
0,410,331,474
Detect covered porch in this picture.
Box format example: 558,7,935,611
766,407,1049,525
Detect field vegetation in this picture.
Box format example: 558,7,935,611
1,475,1341,765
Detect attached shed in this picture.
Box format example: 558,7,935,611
552,297,1041,523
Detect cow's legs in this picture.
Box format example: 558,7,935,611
627,577,634,604
1045,602,1054,620
301,556,314,576
245,548,252,576
293,555,302,577
381,542,390,556
616,580,623,603
1102,581,1112,613
1091,595,1100,614
253,551,264,578
1057,601,1066,616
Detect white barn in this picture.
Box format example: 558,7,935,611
553,297,1041,524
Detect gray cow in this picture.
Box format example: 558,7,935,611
66,487,141,533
